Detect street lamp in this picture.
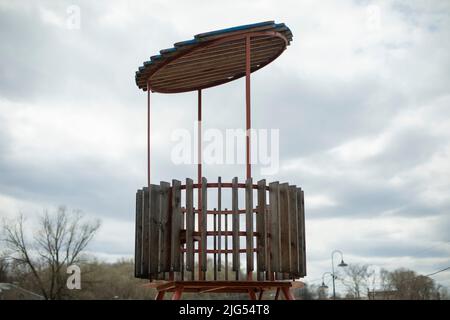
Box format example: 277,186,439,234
319,272,333,290
331,250,348,300
318,272,333,299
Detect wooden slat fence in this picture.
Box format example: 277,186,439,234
135,177,306,281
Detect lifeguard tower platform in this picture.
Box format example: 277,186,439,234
134,21,306,300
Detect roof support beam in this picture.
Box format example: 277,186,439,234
245,35,252,281
147,81,151,187
246,35,252,181
197,89,203,280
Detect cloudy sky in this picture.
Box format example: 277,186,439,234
1,0,449,294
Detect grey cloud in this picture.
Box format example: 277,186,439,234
345,238,450,259
1,0,449,288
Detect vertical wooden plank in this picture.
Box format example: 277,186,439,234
185,178,194,274
279,183,291,273
224,208,229,280
180,206,186,281
156,185,168,281
297,188,304,277
265,204,272,280
256,180,267,281
269,182,281,273
289,185,299,277
149,184,161,275
159,182,171,273
299,188,307,277
201,177,208,274
141,187,150,278
217,177,222,272
232,177,240,280
135,189,143,278
180,231,185,282
245,178,254,274
213,208,217,280
171,180,181,271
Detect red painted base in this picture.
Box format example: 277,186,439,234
148,281,300,300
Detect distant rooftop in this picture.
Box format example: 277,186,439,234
0,283,44,300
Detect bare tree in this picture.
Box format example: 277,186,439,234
296,283,320,300
371,268,443,300
2,206,100,299
379,268,392,291
388,268,438,300
436,285,449,300
0,252,9,282
342,263,374,299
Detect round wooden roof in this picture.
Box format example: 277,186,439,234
135,21,293,93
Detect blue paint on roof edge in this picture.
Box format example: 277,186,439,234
174,38,199,48
194,21,275,38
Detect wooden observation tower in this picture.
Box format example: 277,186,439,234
134,21,306,300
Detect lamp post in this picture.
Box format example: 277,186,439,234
319,272,333,290
331,250,348,300
318,272,333,299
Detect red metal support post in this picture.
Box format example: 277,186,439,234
245,35,251,181
245,35,253,281
281,287,295,300
172,286,184,300
147,82,151,187
258,290,264,300
274,288,280,300
197,89,203,280
155,291,165,300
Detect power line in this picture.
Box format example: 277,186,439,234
425,266,450,277
372,266,450,285
409,240,450,257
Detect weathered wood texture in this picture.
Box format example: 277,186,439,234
171,180,182,272
134,177,306,280
279,183,290,273
185,178,194,273
269,182,281,273
256,179,267,281
231,177,240,280
159,182,171,273
149,184,161,276
201,177,208,274
134,190,143,277
141,187,150,278
245,178,254,274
